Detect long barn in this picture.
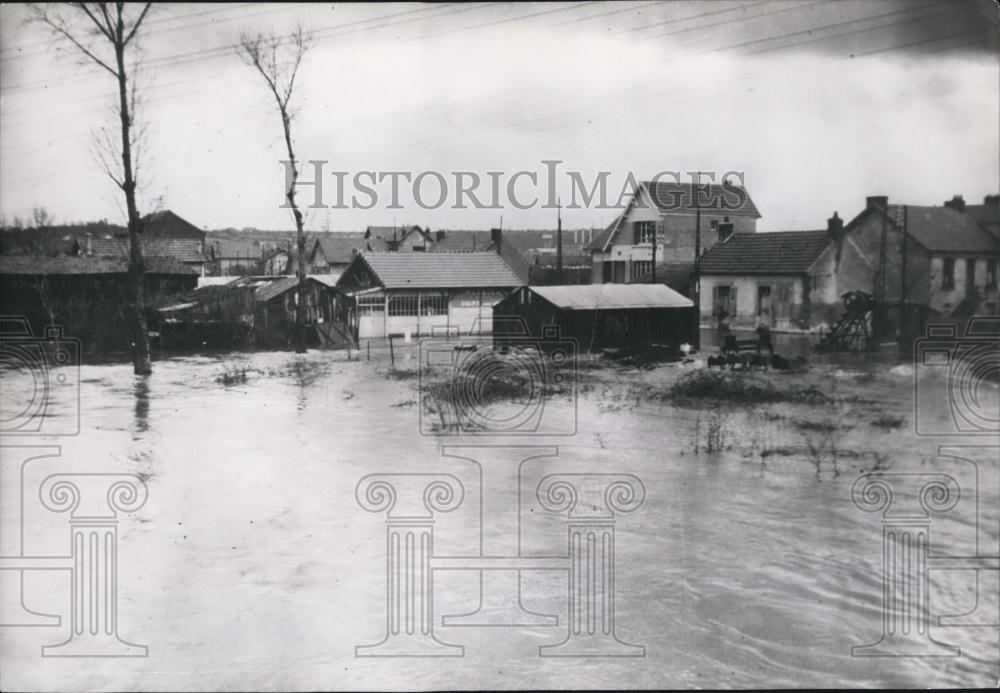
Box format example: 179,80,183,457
493,283,696,352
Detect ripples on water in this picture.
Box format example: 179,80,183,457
0,350,996,690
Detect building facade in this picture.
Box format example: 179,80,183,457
336,251,522,339
588,179,760,284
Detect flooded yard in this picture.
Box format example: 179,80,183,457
1,342,997,690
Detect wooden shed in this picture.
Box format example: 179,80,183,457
493,283,696,352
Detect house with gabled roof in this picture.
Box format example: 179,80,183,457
839,195,1000,318
587,179,760,284
698,194,1000,333
698,226,834,332
79,210,208,276
336,250,522,339
308,235,386,273
364,224,432,251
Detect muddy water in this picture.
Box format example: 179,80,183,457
1,348,996,690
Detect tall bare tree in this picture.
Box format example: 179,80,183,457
238,28,312,353
34,2,154,374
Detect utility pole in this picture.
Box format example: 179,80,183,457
556,198,563,283
693,194,702,350
875,199,889,342
900,205,908,303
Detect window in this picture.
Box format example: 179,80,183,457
634,221,656,245
631,260,652,279
987,260,997,289
419,294,448,316
942,257,955,290
966,258,976,289
388,295,419,316
718,216,735,243
357,295,384,315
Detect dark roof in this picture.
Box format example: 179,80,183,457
899,205,999,252
644,180,760,217
365,225,426,241
586,217,624,252
699,231,830,275
855,204,1000,253
141,210,205,239
964,203,999,230
0,254,197,276
89,235,206,263
428,230,495,253
312,236,385,264
210,238,264,260
349,251,522,290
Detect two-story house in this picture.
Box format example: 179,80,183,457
587,179,760,284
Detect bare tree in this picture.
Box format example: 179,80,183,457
31,206,54,228
33,2,154,375
238,28,312,353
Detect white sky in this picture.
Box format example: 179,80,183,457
1,1,997,232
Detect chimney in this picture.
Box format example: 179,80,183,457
866,195,889,211
943,195,966,213
490,227,502,252
436,229,445,242
827,211,844,238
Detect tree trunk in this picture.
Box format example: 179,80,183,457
281,112,307,354
114,13,151,375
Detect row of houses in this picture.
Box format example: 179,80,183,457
589,182,999,333
2,181,997,356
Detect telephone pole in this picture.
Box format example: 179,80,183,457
556,198,563,283
693,193,702,350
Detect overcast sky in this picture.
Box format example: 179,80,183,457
1,1,997,232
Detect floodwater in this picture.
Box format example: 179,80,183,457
1,344,997,691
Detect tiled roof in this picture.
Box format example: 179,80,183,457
699,230,829,275
428,230,495,252
89,235,206,263
354,251,522,289
211,238,263,260
253,275,300,302
0,254,197,276
586,216,624,252
313,236,385,264
892,205,1000,253
644,180,760,217
529,283,692,310
141,210,205,239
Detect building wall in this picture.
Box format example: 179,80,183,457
699,274,807,332
592,198,757,284
355,288,511,339
928,255,1000,314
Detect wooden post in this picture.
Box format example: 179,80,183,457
389,334,395,367
367,340,370,361
556,198,563,283
693,193,702,350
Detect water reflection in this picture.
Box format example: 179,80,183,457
133,375,150,435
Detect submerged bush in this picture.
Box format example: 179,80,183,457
664,369,829,405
